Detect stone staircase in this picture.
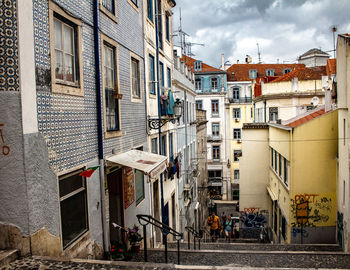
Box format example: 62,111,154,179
0,250,18,268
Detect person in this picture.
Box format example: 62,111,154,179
207,212,220,242
259,222,267,243
223,216,233,242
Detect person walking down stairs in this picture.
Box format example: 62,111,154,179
223,216,234,242
207,212,221,242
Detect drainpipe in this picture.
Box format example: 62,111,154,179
264,100,267,123
93,0,109,256
154,0,165,225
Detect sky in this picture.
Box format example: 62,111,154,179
172,0,350,68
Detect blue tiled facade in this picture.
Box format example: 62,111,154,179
195,73,227,94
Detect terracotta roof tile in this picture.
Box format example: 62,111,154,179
326,59,336,77
226,63,304,81
180,55,225,74
271,66,327,83
287,109,325,128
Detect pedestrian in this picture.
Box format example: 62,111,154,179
259,222,267,243
207,212,220,242
223,215,233,242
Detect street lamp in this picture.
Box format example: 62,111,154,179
148,98,183,129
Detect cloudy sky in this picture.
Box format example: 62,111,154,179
172,0,350,68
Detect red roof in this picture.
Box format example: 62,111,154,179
326,59,336,77
271,66,327,83
287,109,325,128
226,63,304,81
180,55,225,73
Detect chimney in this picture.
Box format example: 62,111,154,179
292,77,298,92
325,88,332,112
221,54,225,70
237,60,239,64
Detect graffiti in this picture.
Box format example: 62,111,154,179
0,124,10,156
240,209,268,229
243,207,260,214
294,194,318,204
291,228,309,238
337,212,344,248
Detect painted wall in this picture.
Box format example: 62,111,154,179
195,73,227,93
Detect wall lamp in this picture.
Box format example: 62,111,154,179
148,99,183,130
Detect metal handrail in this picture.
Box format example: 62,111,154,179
201,227,211,242
137,214,183,264
185,226,202,250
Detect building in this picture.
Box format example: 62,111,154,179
172,54,197,234
182,56,229,201
143,0,178,246
254,65,330,123
298,48,330,67
268,108,338,244
336,34,350,251
196,109,209,231
0,0,169,258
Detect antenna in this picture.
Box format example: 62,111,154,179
257,43,261,64
331,25,337,59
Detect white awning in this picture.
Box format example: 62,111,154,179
106,150,167,179
267,186,277,201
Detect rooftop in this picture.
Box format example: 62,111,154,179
326,59,336,77
226,63,304,81
270,66,327,83
286,108,325,128
180,55,225,74
298,48,330,59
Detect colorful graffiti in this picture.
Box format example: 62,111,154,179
291,228,309,238
0,124,10,156
240,209,268,228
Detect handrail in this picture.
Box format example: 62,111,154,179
185,226,202,250
137,214,183,264
201,227,211,242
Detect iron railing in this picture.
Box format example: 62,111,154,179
185,226,203,250
137,214,183,264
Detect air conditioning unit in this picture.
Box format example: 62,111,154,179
235,118,240,122
237,139,242,143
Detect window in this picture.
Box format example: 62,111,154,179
49,0,84,96
274,150,277,171
147,0,153,22
131,57,140,99
212,123,220,137
196,100,203,110
151,137,158,154
101,0,116,14
208,170,221,181
234,150,242,162
233,128,241,139
283,68,292,74
283,157,288,186
234,169,240,180
135,169,144,205
195,78,202,90
159,62,164,91
269,107,278,122
279,154,282,177
249,69,257,79
211,100,219,115
211,78,218,90
233,87,240,100
157,0,163,50
266,69,275,76
194,61,202,71
233,108,241,119
149,54,155,94
212,146,220,161
271,147,274,167
130,0,138,7
103,43,120,132
169,133,173,161
165,14,170,41
161,134,167,156
167,67,171,88
59,169,88,249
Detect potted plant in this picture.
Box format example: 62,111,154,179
127,225,143,253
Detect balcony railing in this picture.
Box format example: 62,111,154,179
228,97,252,104
207,134,222,141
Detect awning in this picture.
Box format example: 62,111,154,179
267,186,277,201
106,150,167,179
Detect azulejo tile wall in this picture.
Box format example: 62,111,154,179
33,0,98,173
0,0,19,92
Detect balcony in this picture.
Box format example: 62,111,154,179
207,134,222,142
228,97,252,104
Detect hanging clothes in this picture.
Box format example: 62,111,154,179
167,89,175,115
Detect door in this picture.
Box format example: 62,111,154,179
153,180,161,243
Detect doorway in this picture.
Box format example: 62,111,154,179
153,180,161,244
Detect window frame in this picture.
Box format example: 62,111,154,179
147,0,153,22
165,13,170,42
212,123,220,137
59,168,89,249
195,78,202,91
211,99,219,116
249,69,257,79
167,67,171,88
151,137,158,154
233,128,241,140
49,1,84,96
266,69,275,76
283,157,288,186
194,61,202,71
148,53,156,95
211,77,218,90
234,150,242,162
269,107,278,122
283,68,292,74
212,145,220,161
234,169,240,180
232,108,241,119
135,169,145,205
99,0,118,23
101,34,122,138
196,100,203,110
130,52,142,102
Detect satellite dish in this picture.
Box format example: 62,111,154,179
310,96,319,107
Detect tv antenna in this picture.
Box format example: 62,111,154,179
257,43,261,64
331,25,337,58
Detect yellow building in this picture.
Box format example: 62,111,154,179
268,108,338,244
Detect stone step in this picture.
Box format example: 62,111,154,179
0,250,18,268
168,241,343,252
130,248,350,268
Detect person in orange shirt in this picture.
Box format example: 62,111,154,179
207,212,220,242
